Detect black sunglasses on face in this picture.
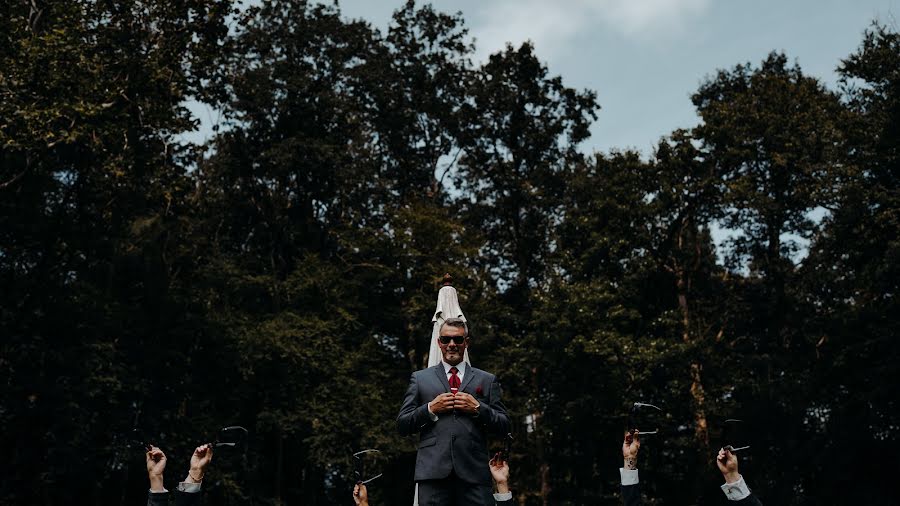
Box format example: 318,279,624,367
439,335,466,345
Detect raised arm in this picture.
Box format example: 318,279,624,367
620,431,642,506
353,483,369,506
717,447,763,505
490,452,513,503
162,444,212,506
146,446,169,506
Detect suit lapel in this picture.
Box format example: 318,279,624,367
459,363,477,394
432,364,450,393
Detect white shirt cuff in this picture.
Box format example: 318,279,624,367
619,468,639,486
493,491,513,501
177,481,202,493
149,488,168,494
427,405,439,421
720,475,751,501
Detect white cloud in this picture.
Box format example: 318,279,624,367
470,0,711,60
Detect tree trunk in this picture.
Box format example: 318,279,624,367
672,223,711,504
540,459,551,506
530,366,551,506
673,241,709,448
690,362,710,448
766,213,787,347
275,429,284,505
532,411,551,506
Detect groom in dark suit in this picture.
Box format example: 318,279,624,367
397,318,510,505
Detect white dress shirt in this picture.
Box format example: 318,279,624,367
721,475,752,501
427,361,469,421
442,360,467,383
493,491,512,501
149,481,201,494
619,468,640,485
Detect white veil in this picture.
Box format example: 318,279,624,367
427,282,470,367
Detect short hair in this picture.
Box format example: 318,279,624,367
440,317,469,337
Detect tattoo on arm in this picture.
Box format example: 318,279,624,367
624,458,637,470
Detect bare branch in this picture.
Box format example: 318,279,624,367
27,0,44,33
0,169,28,190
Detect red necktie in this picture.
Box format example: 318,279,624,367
449,366,461,393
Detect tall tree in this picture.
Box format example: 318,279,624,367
692,53,844,347
359,0,486,371
456,42,599,298
454,41,598,505
798,23,900,505
194,2,411,503
649,131,724,453
691,53,848,503
0,1,230,504
537,151,663,504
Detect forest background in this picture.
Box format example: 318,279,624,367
1,1,898,504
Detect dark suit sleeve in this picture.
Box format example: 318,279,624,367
397,372,436,436
473,374,510,435
173,490,201,506
147,491,170,506
621,483,641,506
734,493,762,506
147,488,202,506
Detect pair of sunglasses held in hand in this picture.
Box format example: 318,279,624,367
132,426,250,453
128,404,748,491
627,402,751,453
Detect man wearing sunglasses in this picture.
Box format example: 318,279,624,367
398,318,510,505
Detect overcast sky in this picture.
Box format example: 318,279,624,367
321,0,899,155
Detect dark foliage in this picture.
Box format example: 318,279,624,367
1,2,897,504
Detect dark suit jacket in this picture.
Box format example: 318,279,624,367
146,490,200,506
398,363,510,485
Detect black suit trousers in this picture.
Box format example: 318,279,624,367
418,472,494,506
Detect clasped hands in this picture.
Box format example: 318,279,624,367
428,391,480,415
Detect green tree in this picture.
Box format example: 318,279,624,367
453,41,599,505
692,53,845,347
2,2,898,505
798,23,900,505
356,0,487,371
0,2,230,504
456,42,599,297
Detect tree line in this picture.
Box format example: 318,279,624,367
1,1,898,504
